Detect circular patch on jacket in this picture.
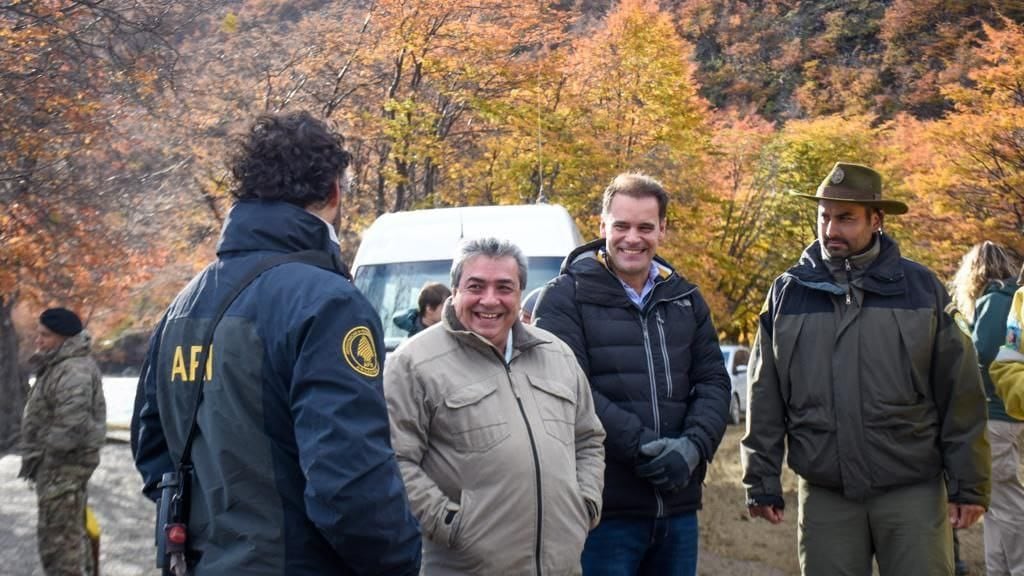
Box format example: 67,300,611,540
342,326,379,377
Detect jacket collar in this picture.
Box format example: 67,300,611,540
216,200,338,257
984,279,1019,299
560,238,692,307
786,234,906,296
34,330,92,373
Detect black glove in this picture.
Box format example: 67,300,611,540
635,437,701,493
746,493,785,510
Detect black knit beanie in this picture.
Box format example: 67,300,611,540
39,307,83,337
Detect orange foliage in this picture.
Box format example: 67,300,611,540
0,1,199,333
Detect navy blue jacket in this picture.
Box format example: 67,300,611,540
131,200,421,575
533,239,731,518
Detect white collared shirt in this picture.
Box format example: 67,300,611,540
504,329,514,363
619,261,661,308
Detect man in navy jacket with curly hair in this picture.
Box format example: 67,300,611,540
131,112,421,575
533,173,731,576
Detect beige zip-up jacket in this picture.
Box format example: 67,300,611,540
384,306,605,575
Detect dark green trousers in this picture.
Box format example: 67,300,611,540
797,476,953,576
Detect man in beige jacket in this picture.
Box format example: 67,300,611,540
384,237,606,575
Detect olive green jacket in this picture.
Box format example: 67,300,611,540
741,237,990,507
20,331,107,482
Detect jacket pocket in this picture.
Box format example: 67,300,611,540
865,308,933,409
527,375,577,446
776,314,833,418
442,378,511,453
443,490,471,550
863,402,940,487
786,423,840,486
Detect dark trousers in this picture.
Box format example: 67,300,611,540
581,513,698,576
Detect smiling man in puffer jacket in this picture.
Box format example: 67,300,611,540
533,174,732,576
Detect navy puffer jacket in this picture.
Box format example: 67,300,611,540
534,239,731,518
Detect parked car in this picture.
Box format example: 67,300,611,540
720,344,750,425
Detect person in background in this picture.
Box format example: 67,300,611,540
992,264,1024,421
742,162,990,576
951,241,1023,576
533,173,732,576
20,307,106,576
384,237,606,574
519,286,544,324
393,282,451,336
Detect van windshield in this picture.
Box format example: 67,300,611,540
354,257,564,351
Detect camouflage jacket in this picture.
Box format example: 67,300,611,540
20,330,106,481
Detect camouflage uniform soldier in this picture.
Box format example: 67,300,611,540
19,308,106,576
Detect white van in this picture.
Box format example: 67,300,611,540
351,204,583,350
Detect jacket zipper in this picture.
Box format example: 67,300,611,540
844,259,852,305
643,284,698,519
655,310,673,398
500,358,544,575
638,314,665,518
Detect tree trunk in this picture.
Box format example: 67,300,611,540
0,294,27,454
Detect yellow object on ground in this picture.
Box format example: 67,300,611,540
85,505,101,539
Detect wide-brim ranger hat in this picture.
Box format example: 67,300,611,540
789,162,908,215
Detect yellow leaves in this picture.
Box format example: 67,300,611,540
564,0,710,167
222,12,240,34
4,0,1020,339
898,17,1024,266
944,20,1024,113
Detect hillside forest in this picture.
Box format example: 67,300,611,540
2,0,1023,449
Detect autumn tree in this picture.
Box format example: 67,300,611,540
0,0,205,451
466,0,712,261
706,114,886,340
156,0,572,258
702,110,776,340
677,0,888,120
319,0,570,220
878,0,1024,118
676,0,1023,121
892,18,1024,276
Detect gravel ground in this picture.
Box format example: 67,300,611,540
0,442,158,576
0,429,987,576
0,441,777,576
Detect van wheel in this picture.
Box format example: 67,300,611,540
729,393,741,425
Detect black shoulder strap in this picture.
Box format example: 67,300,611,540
177,250,343,470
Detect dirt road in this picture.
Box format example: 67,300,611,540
0,427,987,575
700,426,985,575
0,443,158,575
